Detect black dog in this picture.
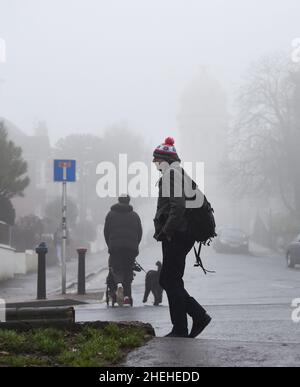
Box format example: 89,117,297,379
143,261,163,306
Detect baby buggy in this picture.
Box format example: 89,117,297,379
105,262,143,307
105,267,118,307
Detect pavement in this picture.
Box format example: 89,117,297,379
1,241,300,367
0,250,108,303
124,338,300,367
75,241,300,367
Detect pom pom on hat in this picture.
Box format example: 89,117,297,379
153,136,180,163
164,137,175,146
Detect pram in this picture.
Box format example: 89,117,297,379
105,261,145,307
105,267,118,307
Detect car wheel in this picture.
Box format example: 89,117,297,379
287,253,295,269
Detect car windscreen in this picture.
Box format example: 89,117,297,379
221,229,246,239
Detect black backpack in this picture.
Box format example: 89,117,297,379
186,195,217,243
185,180,217,274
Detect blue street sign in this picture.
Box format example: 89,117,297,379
54,160,76,182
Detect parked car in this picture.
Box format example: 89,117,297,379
286,234,300,268
214,226,249,254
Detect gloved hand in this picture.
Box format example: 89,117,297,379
154,230,172,242
133,262,142,272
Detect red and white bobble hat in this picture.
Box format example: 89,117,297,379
153,137,181,163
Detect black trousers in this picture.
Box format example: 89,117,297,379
160,232,207,335
109,251,135,298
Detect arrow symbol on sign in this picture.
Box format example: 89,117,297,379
63,166,67,181
59,161,72,181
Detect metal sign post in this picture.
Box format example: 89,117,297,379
62,180,67,294
54,160,76,295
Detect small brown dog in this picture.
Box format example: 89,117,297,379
143,261,163,306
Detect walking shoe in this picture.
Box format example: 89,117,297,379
189,314,212,338
164,331,188,338
116,284,124,307
123,296,132,307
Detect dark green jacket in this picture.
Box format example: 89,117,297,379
153,165,188,241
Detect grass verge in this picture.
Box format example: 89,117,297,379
0,323,150,367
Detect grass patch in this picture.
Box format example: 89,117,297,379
0,324,149,367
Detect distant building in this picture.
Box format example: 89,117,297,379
177,68,231,225
178,68,228,173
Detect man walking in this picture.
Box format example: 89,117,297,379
153,137,212,337
104,195,143,307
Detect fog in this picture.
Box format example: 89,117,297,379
0,0,298,144
1,3,300,363
0,0,300,259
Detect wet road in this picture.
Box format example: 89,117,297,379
75,242,300,343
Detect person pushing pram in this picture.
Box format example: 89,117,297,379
104,195,143,307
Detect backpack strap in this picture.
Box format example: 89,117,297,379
193,243,216,275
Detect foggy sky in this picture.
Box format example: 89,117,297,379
0,0,299,146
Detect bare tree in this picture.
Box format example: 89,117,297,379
224,53,300,217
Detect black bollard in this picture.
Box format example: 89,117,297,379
77,248,87,295
36,242,48,300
